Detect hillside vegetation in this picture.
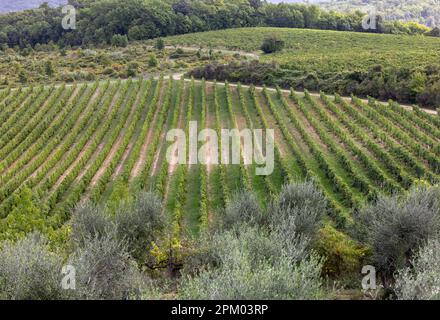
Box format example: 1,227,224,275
0,77,438,241
164,27,440,72
0,0,431,50
167,27,440,108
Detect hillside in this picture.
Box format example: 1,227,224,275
0,0,66,13
162,27,440,108
0,77,438,237
163,27,440,72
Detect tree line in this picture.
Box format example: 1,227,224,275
0,0,434,49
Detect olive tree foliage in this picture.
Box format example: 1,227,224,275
70,192,166,262
70,201,114,247
354,186,440,278
270,182,326,240
179,227,323,300
0,234,66,300
219,190,265,230
68,233,145,300
114,192,167,261
180,182,327,300
395,239,440,300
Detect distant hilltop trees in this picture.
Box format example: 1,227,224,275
0,0,434,50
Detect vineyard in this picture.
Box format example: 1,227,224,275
161,27,440,72
0,77,439,236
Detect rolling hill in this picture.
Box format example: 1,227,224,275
0,76,438,236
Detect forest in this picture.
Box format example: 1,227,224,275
0,0,434,49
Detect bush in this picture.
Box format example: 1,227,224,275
316,225,367,277
395,239,440,300
354,186,440,281
179,226,324,300
219,190,264,230
270,182,326,239
155,38,165,51
70,201,114,248
0,234,66,300
69,233,145,300
111,34,128,48
115,192,166,263
148,53,158,67
261,35,285,54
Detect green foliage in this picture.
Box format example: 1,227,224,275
114,192,167,263
354,185,440,281
179,226,324,300
111,34,128,48
270,182,326,240
395,239,440,300
261,35,285,54
44,60,55,76
0,234,66,300
316,225,367,277
69,233,145,300
148,53,158,67
0,0,432,50
155,38,165,51
0,187,48,241
220,190,265,231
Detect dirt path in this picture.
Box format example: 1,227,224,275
162,81,188,204
90,84,143,187
146,45,260,60
131,82,167,179
51,86,119,190
111,83,149,180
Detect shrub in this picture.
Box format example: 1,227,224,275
219,190,264,230
179,226,324,300
270,182,326,239
115,192,166,263
148,53,158,67
261,35,285,54
1,187,49,242
354,186,440,281
0,234,66,300
69,233,145,300
316,225,367,277
155,38,165,51
395,239,440,300
111,34,128,48
70,201,114,248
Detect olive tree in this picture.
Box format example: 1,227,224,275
395,239,440,300
354,186,440,283
0,234,66,300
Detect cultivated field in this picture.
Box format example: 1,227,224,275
0,77,438,234
162,27,440,72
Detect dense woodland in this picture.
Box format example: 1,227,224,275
0,0,434,49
